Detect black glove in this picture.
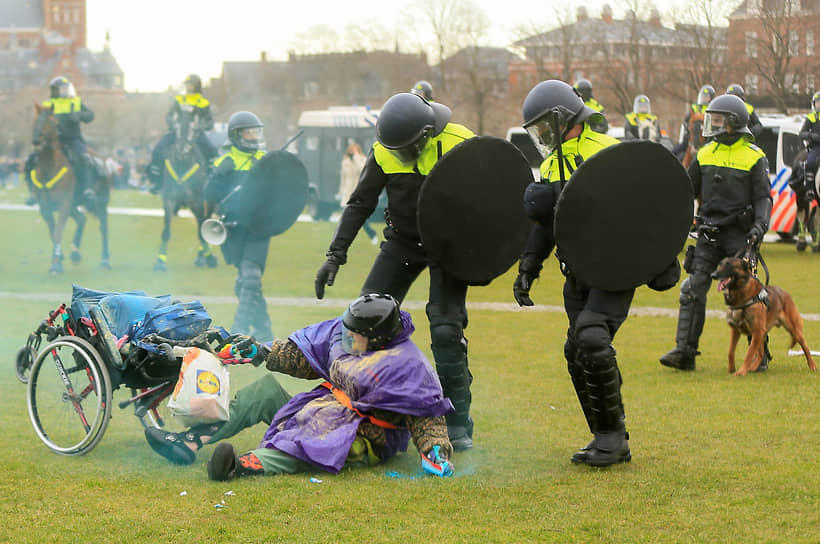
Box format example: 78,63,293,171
807,190,817,202
513,270,537,307
315,255,342,299
647,259,681,292
747,223,765,246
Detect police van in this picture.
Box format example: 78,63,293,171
293,106,385,221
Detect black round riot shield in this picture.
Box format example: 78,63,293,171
554,140,693,291
237,150,309,237
417,136,534,285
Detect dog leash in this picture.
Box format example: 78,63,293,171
735,242,770,286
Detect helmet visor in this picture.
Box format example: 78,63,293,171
239,127,265,151
525,106,574,155
56,82,75,98
341,325,368,355
385,130,430,164
697,89,713,105
702,112,727,138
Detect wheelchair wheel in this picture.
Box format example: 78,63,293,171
15,346,37,384
27,336,113,455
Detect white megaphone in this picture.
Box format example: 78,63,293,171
201,217,228,246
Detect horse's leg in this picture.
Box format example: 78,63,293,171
49,200,72,275
97,204,111,269
69,206,87,264
154,192,172,272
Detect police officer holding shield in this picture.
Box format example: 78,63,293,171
313,92,478,451
513,80,682,467
204,111,274,342
660,94,772,372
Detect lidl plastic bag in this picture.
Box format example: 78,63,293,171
167,347,230,426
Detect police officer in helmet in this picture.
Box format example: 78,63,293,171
798,92,820,207
410,80,434,101
660,94,772,372
673,84,716,157
204,110,273,341
514,80,680,467
314,92,478,451
24,76,95,206
726,83,763,137
624,94,661,141
573,78,608,133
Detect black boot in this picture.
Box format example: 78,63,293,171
660,283,704,371
568,354,596,464
432,328,473,451
580,350,630,467
207,443,264,480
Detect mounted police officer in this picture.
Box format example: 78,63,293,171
513,80,682,467
726,83,763,138
24,76,95,206
574,78,608,133
673,84,715,157
146,74,217,192
313,92,478,451
799,91,820,205
624,94,661,141
660,94,772,371
204,111,273,341
410,80,434,101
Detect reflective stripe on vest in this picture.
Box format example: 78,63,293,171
696,138,766,171
373,122,475,176
42,97,82,115
213,147,266,171
175,93,210,109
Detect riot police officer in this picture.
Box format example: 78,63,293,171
574,78,608,133
513,80,680,467
673,84,716,157
204,111,273,341
410,80,434,101
146,74,217,191
660,94,772,371
726,83,763,137
25,76,95,205
799,92,820,204
624,94,661,141
313,92,477,450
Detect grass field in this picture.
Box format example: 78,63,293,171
1,185,818,543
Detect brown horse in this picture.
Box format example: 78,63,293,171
31,102,111,274
681,109,707,168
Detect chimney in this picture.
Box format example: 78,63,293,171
649,7,661,27
601,4,613,24
576,6,588,22
260,51,267,62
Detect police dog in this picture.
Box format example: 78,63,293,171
713,257,817,376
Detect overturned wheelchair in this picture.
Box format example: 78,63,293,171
15,285,257,456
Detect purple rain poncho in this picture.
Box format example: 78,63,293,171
260,311,453,473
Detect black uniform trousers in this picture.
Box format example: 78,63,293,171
224,233,274,342
360,237,472,429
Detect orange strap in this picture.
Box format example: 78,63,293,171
320,382,398,429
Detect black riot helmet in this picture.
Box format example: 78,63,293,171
410,80,434,101
703,94,751,140
227,111,265,153
376,92,451,163
50,76,74,98
522,80,602,154
574,78,593,102
341,294,402,352
726,83,745,101
697,84,716,105
184,74,202,94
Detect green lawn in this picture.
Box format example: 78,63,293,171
1,187,818,543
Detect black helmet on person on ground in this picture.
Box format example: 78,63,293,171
341,294,402,353
227,111,265,153
574,78,593,102
703,94,751,140
726,83,745,101
376,92,451,163
522,79,601,154
410,80,434,101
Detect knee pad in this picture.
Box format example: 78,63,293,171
564,337,578,364
430,322,465,352
575,311,612,355
680,274,708,304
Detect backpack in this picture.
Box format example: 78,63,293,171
130,301,212,352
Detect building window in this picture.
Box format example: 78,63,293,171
789,31,799,56
807,31,814,56
746,32,757,58
787,73,800,93
808,74,815,93
746,74,759,95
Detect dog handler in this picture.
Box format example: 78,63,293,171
660,94,772,372
512,80,681,467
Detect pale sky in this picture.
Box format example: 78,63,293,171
86,0,690,92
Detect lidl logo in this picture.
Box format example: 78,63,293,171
196,370,221,394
